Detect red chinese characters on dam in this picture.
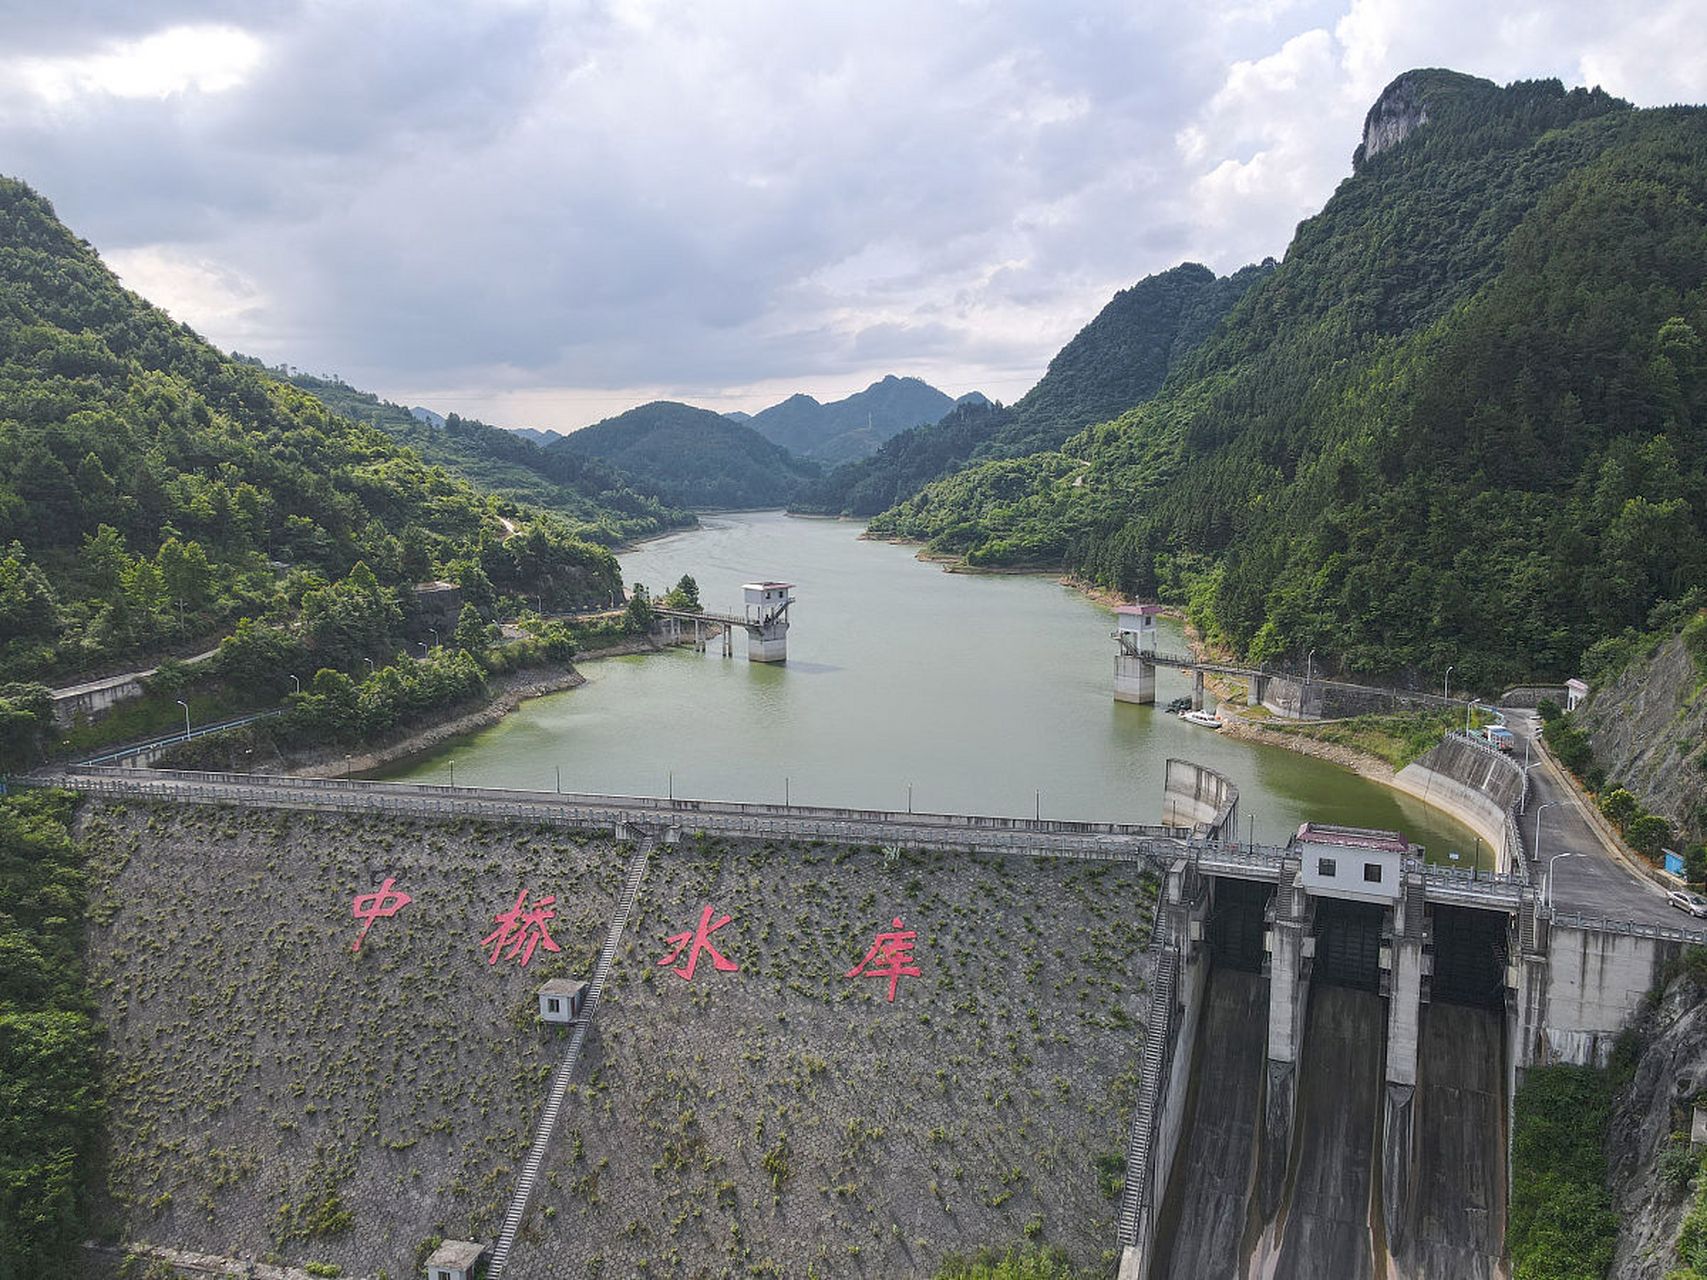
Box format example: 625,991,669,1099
658,904,741,981
483,889,563,967
350,877,412,952
845,917,922,1002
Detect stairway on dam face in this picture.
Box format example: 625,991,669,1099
1152,968,1270,1280
1260,984,1386,1280
1395,1003,1509,1279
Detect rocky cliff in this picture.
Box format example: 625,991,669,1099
1354,73,1430,167
1576,627,1707,835
1606,965,1707,1278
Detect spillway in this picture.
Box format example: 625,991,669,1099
1151,967,1269,1279
1261,985,1386,1280
1396,1003,1509,1278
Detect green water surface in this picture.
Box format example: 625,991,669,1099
384,512,1484,864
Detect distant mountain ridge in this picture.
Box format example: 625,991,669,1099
550,400,819,509
279,374,691,544
791,260,1271,517
746,374,968,465
868,70,1706,686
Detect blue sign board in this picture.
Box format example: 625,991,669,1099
1665,848,1685,876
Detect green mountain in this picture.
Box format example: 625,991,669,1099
792,260,1269,517
748,374,961,464
550,400,820,508
869,70,1706,688
0,176,621,685
274,371,691,545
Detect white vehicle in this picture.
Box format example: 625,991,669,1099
1667,889,1707,918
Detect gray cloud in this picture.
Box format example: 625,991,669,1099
0,0,1701,428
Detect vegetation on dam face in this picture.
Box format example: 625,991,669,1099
57,802,1156,1278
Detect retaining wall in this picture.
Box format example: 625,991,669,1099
1391,736,1524,870
1542,923,1680,1066
1161,759,1239,839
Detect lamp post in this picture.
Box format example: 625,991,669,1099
1306,648,1315,684
417,641,428,658
175,699,189,738
1035,790,1041,822
784,776,791,808
364,657,375,674
288,673,301,694
449,759,455,787
907,783,913,815
1547,848,1580,911
1443,665,1453,701
429,627,440,650
1532,800,1559,869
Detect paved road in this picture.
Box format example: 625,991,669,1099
1505,710,1684,930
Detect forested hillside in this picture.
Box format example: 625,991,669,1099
0,177,620,689
747,374,959,464
871,71,1707,687
275,370,692,544
793,261,1269,517
550,400,819,508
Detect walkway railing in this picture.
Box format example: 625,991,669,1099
1550,911,1707,946
1117,921,1179,1252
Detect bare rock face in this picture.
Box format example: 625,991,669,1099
1606,976,1707,1279
1354,75,1430,170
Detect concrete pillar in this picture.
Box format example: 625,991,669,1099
1115,653,1155,704
1259,860,1311,1221
1191,669,1206,711
1247,674,1264,707
722,625,733,658
747,620,788,662
1382,907,1424,1251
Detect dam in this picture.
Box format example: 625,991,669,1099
1119,738,1704,1279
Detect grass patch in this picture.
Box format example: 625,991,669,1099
1261,707,1495,770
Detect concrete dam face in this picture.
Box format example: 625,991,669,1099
1147,873,1513,1279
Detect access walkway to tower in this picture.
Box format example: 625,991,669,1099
654,580,794,661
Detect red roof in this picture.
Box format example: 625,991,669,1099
1114,604,1163,616
1295,822,1410,854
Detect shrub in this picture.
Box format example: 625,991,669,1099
1508,1065,1618,1279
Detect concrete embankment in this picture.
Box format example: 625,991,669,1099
1152,968,1268,1279
1397,1003,1508,1279
1259,985,1386,1280
1390,736,1522,867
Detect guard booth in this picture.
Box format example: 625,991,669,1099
425,1240,486,1280
538,978,587,1024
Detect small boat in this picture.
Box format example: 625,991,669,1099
1180,709,1222,729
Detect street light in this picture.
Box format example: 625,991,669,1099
1547,848,1581,911
1306,648,1316,684
448,759,455,787
364,657,375,674
175,699,189,738
417,641,428,657
1532,800,1559,867
1443,665,1453,701
429,627,440,649
288,673,301,694
907,783,913,815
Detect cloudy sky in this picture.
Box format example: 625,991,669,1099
1,1,1701,431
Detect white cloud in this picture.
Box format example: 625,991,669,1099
0,0,1702,431
11,24,263,105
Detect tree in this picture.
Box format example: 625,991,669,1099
300,561,403,668
155,536,212,611
453,602,490,654
661,574,702,611
625,582,655,633
1599,788,1639,830
1627,813,1672,859
78,525,127,597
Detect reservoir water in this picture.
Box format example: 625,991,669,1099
386,512,1481,861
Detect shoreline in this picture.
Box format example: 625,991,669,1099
288,637,664,778
883,533,1424,787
